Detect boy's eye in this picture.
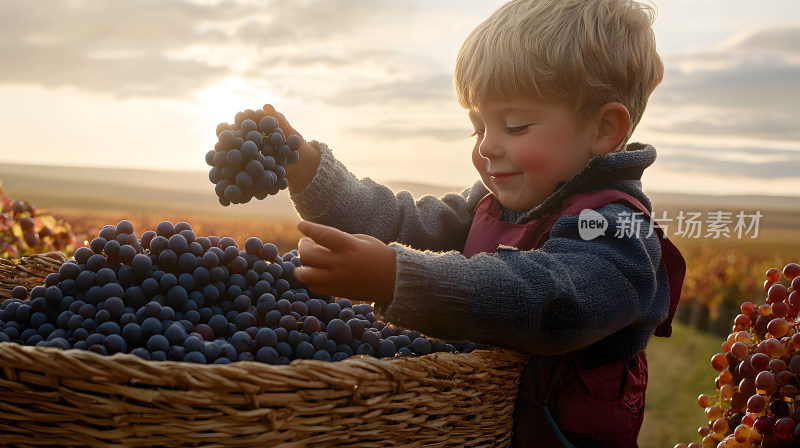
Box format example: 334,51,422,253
470,129,485,139
505,125,530,135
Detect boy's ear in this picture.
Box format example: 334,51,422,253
589,102,630,157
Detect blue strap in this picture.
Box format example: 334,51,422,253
543,405,577,448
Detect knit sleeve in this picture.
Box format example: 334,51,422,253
377,202,671,361
289,141,488,252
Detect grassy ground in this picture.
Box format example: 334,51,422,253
639,322,722,448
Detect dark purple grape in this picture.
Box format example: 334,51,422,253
85,333,105,347
303,316,321,334
97,321,120,336
276,341,292,358
346,318,365,338
255,327,278,348
380,324,398,339
146,335,169,353
235,312,257,331
377,339,397,358
230,331,252,353
322,302,342,323
183,351,207,364
103,334,127,354
287,330,303,347
326,319,352,344
357,343,375,356
164,323,187,346
394,335,411,349
141,317,161,338
279,315,298,332
313,350,332,362
208,314,229,337
155,221,174,238
201,251,219,269
256,346,279,364
312,333,329,351
58,263,81,281
103,297,124,318
233,295,251,312
362,330,380,350
294,341,314,359
121,323,143,346
411,337,432,355
103,239,121,258
128,255,152,279
338,308,355,322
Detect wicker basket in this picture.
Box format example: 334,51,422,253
0,252,67,299
0,343,527,447
0,254,529,447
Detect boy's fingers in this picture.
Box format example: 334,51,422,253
297,221,351,252
294,266,334,291
262,103,303,140
297,237,336,268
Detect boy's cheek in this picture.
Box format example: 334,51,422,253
511,148,554,175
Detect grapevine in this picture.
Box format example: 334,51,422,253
676,262,800,448
0,179,77,259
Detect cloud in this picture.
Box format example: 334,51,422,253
322,74,454,107
650,110,800,140
732,27,800,61
651,25,800,140
345,125,469,142
655,63,800,111
235,0,408,43
0,0,412,99
656,145,800,179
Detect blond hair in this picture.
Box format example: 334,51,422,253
454,0,664,149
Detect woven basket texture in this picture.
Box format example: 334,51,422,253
0,343,528,447
0,252,66,298
0,253,529,447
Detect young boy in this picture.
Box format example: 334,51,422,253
266,0,685,446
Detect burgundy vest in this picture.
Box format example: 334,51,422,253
462,189,685,448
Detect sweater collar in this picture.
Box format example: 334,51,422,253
499,142,657,223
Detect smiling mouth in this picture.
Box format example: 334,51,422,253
489,172,519,183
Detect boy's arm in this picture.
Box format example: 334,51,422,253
297,202,670,357
383,202,669,355
290,141,488,252
264,105,488,252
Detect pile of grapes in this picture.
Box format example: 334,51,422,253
0,220,462,365
0,180,77,259
676,262,800,448
206,108,301,206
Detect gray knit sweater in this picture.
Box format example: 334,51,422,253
291,141,672,367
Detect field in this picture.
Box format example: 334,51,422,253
2,163,800,447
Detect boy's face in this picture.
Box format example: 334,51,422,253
469,98,596,211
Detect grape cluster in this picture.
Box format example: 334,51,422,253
675,262,800,448
0,220,463,364
206,108,301,206
0,183,76,258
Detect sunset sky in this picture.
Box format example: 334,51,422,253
0,0,799,198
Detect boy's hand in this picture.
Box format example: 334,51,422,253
262,104,320,194
295,221,396,306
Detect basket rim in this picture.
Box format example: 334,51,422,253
0,340,528,375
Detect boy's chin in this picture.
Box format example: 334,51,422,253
493,193,543,212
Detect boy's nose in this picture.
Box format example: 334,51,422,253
478,132,503,159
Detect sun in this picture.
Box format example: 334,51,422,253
195,77,278,126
